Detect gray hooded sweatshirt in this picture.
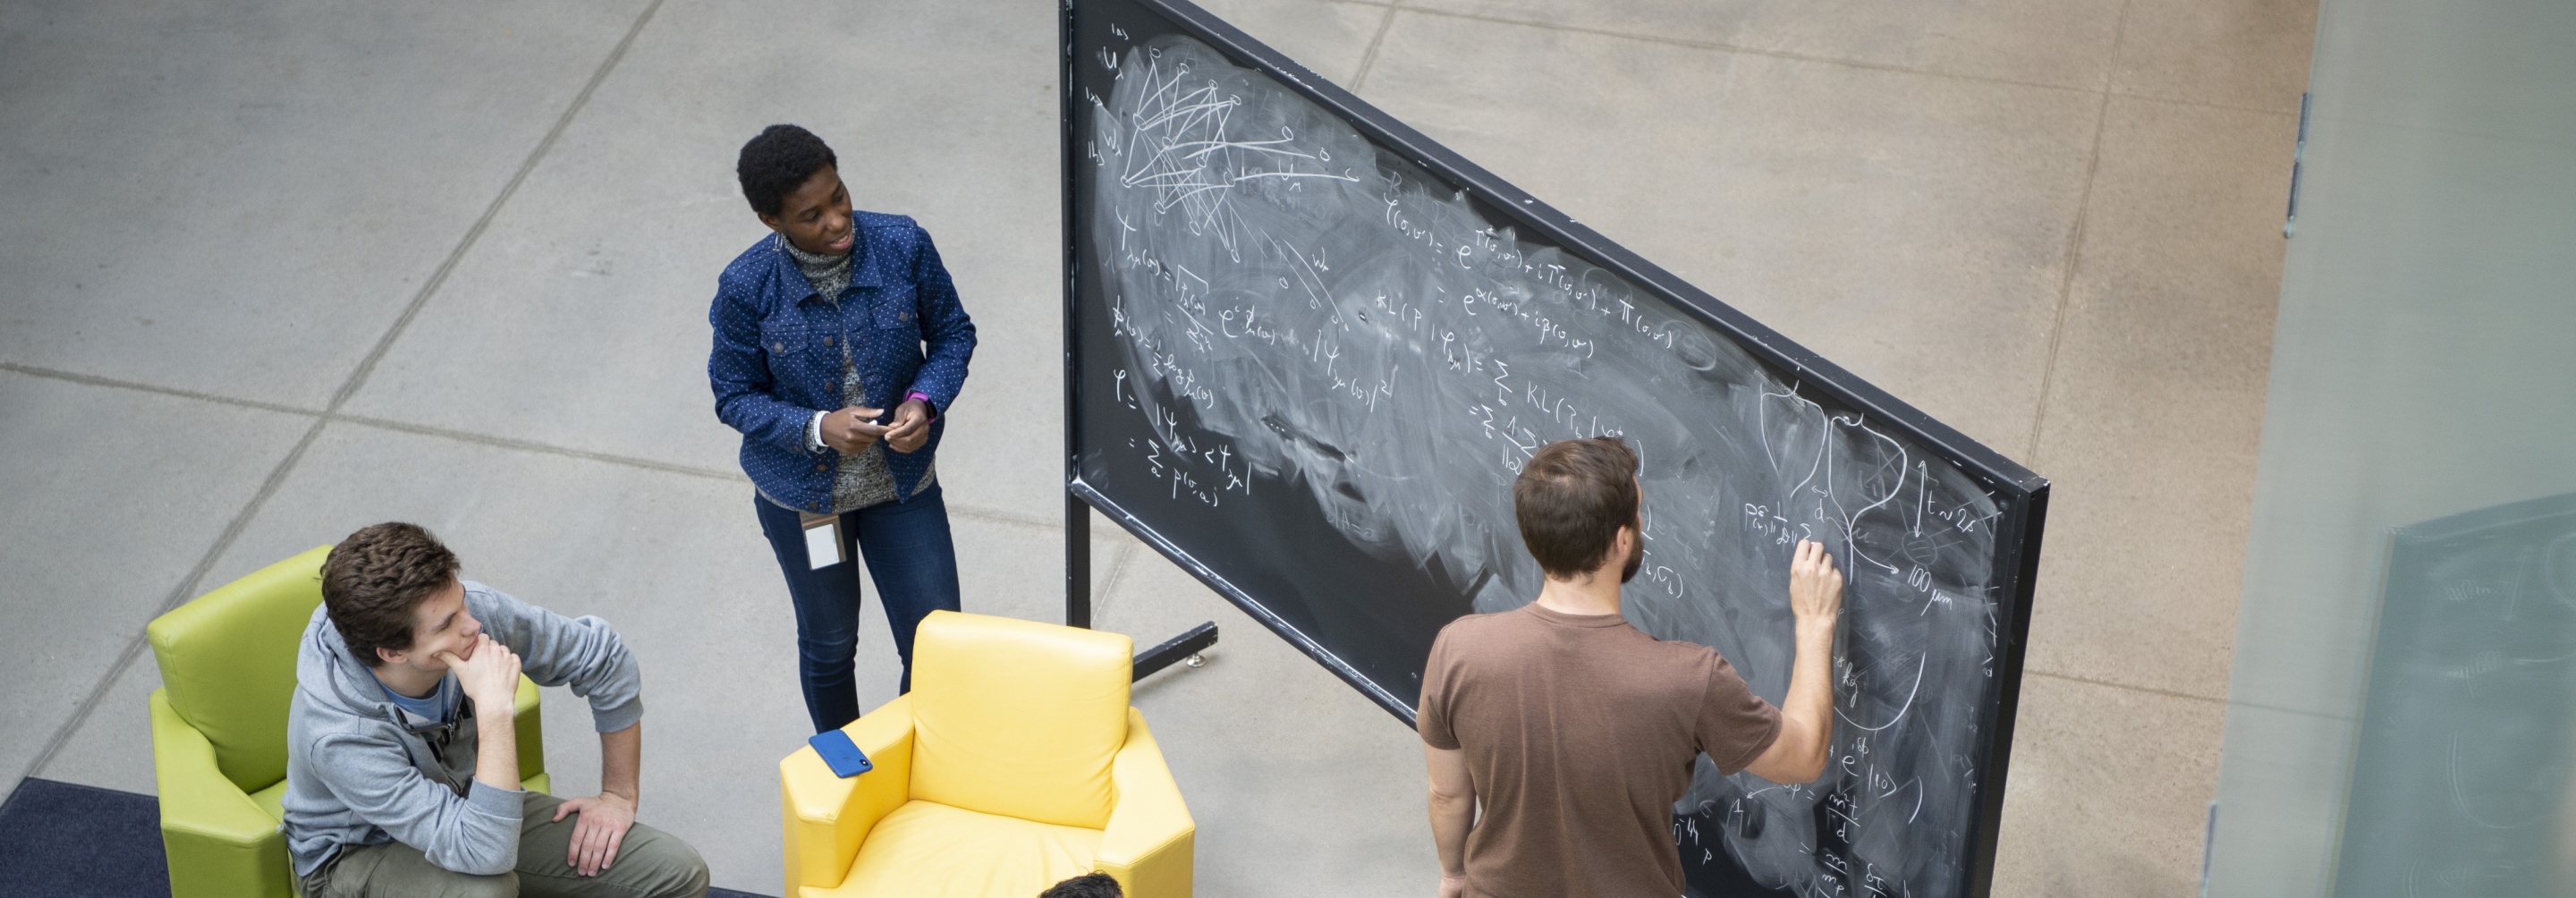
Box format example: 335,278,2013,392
282,581,645,877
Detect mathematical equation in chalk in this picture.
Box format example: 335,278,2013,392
1128,430,1247,508
1073,26,2023,898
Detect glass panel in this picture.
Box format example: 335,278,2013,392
2207,0,2576,894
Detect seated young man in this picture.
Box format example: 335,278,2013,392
283,522,708,898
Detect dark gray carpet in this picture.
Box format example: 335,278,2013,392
0,778,169,898
0,777,772,898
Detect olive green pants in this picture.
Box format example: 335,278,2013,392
301,792,708,898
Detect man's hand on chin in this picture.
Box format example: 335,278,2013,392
553,792,638,877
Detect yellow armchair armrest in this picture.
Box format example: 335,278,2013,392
152,689,294,898
1097,708,1194,898
513,674,547,792
780,693,915,895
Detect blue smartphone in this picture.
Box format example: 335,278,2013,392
808,730,872,778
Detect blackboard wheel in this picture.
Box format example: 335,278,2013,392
1184,653,1207,668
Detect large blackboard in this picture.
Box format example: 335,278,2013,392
2334,492,2576,894
1060,2,2048,894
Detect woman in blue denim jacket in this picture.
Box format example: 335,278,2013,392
708,124,978,732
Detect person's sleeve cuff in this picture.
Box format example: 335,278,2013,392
1416,702,1459,750
590,696,645,734
1714,706,1784,775
466,778,524,807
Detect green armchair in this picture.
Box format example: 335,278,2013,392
148,545,547,898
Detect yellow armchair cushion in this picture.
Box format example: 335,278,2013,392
148,546,333,792
806,801,1101,898
249,780,288,823
908,611,1133,830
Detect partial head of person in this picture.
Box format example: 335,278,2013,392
1513,436,1644,584
319,521,479,672
736,123,852,257
1038,872,1123,898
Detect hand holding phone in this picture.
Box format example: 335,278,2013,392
818,407,888,453
881,399,934,453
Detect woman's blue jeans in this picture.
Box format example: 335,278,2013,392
754,483,962,733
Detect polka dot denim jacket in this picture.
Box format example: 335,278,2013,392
708,211,977,513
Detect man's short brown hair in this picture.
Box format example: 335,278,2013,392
1513,437,1641,580
320,522,461,667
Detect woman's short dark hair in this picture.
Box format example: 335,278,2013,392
320,522,461,667
735,123,839,217
1513,436,1641,580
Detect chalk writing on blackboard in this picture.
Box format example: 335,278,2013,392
1080,30,2017,896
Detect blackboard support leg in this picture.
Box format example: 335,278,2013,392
1132,622,1219,682
1068,489,1092,630
1072,491,1220,680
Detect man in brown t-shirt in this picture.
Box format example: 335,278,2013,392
1418,436,1844,897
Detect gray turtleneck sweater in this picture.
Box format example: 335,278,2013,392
782,234,935,513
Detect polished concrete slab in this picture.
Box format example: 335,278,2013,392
1991,673,2225,897
0,370,311,794
0,0,651,410
1398,0,2130,90
333,0,1401,528
1192,0,1394,85
335,0,1063,519
2112,0,2318,112
1,0,2314,894
2022,97,2296,701
29,626,165,798
1360,9,2100,453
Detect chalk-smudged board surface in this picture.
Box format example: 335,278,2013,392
1061,1,2048,894
2334,492,2576,896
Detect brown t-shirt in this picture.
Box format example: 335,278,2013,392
1418,603,1782,898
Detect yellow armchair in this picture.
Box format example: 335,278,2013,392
780,611,1194,898
148,546,546,898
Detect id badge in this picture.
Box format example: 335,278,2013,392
801,512,843,570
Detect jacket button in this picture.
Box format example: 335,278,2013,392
899,311,911,323
823,335,835,346
772,342,785,352
813,463,827,472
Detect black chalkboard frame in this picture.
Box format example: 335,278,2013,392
1058,2,2048,894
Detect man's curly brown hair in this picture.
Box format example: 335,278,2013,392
320,522,461,667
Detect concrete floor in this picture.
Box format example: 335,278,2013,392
0,0,2312,894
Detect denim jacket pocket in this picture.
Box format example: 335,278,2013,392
871,287,919,333
758,320,814,386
